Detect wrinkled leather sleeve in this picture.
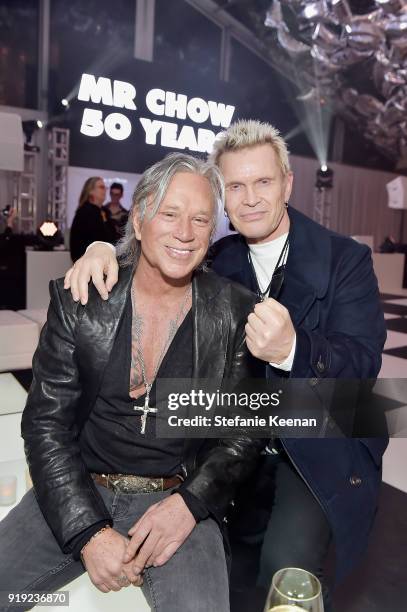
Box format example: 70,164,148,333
179,286,265,524
21,280,112,553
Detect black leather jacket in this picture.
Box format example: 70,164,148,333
21,267,263,553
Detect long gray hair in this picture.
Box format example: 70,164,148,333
116,152,224,267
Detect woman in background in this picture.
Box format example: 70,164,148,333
70,177,116,262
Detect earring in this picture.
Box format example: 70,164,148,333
284,202,288,209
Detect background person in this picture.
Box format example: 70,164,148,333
69,176,116,262
0,206,17,237
103,182,128,241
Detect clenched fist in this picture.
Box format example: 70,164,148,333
245,298,295,364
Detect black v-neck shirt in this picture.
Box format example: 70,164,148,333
79,290,193,477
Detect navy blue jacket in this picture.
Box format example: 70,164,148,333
210,206,388,582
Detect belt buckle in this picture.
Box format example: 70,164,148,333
110,475,164,494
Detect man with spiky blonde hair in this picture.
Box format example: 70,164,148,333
65,119,387,612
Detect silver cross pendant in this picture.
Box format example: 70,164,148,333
134,391,157,434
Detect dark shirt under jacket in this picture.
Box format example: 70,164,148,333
79,291,190,477
69,201,116,262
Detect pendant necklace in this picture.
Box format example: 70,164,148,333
131,283,192,434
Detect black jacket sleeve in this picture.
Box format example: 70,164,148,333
70,204,117,262
21,282,113,553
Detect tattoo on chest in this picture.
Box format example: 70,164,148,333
129,308,143,392
129,292,192,396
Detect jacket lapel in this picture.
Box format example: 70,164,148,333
185,271,231,460
215,234,257,293
192,270,229,383
76,266,133,425
279,207,331,327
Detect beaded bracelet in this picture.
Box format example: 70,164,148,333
80,525,111,560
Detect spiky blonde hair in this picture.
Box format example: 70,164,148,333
209,119,291,176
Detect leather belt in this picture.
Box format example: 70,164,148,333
91,472,183,494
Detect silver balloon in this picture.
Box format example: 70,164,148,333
381,78,402,98
312,23,346,51
341,87,359,105
382,104,405,126
313,58,342,76
372,61,403,97
355,94,385,117
330,46,373,66
298,1,326,22
375,47,393,66
330,0,353,24
384,69,407,84
373,61,387,93
384,14,407,38
310,45,331,64
374,0,404,13
391,36,407,55
264,0,284,29
393,87,407,109
346,21,385,50
261,0,407,160
279,0,303,5
277,27,310,54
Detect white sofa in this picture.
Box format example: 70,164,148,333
17,308,48,331
0,311,39,372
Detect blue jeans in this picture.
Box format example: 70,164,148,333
0,483,229,612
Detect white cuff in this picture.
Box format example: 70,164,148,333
85,241,116,254
269,334,296,372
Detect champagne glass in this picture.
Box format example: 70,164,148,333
263,567,324,612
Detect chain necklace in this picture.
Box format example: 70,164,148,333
131,282,192,434
248,235,289,302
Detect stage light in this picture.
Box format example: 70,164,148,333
316,166,334,189
39,221,58,237
22,120,42,152
36,221,63,250
61,98,69,107
36,120,44,129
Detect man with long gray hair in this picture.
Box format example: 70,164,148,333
0,153,264,612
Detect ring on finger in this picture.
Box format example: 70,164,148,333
115,574,131,588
